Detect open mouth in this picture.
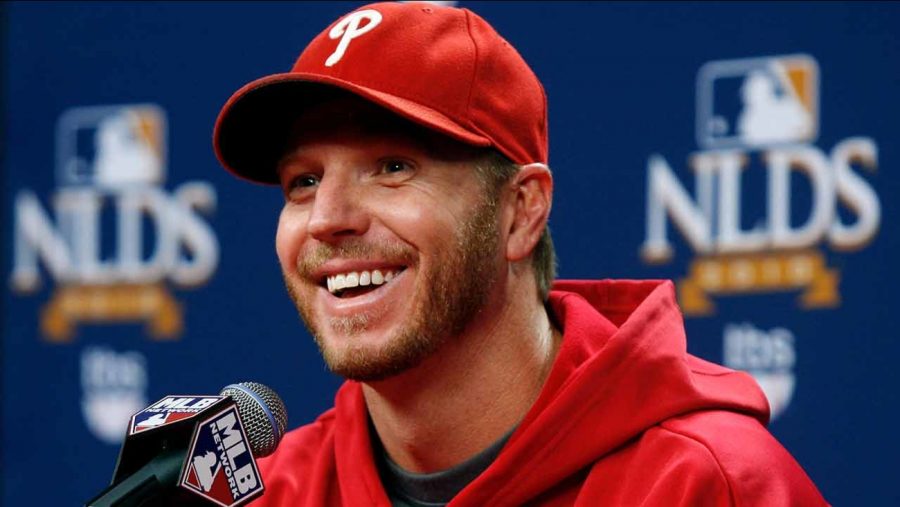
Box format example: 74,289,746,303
324,268,405,299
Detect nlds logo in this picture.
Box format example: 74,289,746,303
10,104,219,340
182,406,264,506
642,55,880,315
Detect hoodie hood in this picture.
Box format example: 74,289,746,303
452,279,770,505
255,278,825,507
323,279,770,505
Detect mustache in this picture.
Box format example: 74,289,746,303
296,240,417,277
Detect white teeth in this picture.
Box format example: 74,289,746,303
325,269,400,294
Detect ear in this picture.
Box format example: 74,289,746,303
505,163,553,263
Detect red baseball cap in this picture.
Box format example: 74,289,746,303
213,1,548,184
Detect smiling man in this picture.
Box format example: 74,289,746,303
276,96,545,388
213,2,827,506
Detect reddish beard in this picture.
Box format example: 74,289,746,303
283,197,502,382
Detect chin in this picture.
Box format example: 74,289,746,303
317,320,446,382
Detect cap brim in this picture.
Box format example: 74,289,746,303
213,73,492,185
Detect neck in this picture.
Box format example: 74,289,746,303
362,281,560,473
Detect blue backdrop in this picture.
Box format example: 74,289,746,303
3,2,898,505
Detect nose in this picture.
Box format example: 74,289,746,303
306,170,370,242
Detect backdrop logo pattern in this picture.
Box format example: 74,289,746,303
697,55,818,150
723,323,796,421
10,104,220,341
81,346,148,444
641,55,881,315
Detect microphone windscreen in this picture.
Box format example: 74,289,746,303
220,382,288,458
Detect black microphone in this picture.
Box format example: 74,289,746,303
86,382,288,507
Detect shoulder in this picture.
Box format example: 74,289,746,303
651,410,828,506
259,407,338,472
252,408,339,505
587,411,827,506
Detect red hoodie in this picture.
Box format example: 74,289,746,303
253,279,828,506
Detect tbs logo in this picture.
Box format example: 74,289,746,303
723,322,796,421
181,406,264,506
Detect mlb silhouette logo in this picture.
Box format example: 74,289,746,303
55,104,166,188
696,55,818,150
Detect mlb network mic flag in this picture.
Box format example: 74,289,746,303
179,405,264,505
93,395,264,506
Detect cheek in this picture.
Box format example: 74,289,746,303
363,167,485,247
275,206,307,271
376,195,456,254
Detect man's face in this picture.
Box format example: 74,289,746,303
275,97,505,382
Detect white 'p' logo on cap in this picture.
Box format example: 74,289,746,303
325,9,383,67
